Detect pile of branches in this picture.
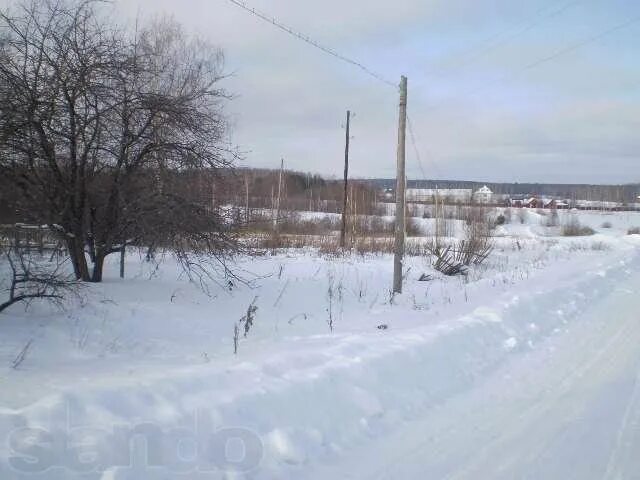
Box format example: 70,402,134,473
427,207,494,276
430,244,467,276
456,238,493,266
428,240,493,276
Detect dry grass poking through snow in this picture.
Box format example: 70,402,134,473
561,216,595,236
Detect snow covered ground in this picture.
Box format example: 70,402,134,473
1,209,640,479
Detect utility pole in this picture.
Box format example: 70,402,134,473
340,110,351,248
119,243,125,279
244,173,250,224
274,158,284,232
393,76,408,294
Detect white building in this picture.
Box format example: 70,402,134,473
405,188,472,203
473,185,493,203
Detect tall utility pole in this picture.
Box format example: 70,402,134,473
244,173,250,224
273,158,284,232
393,76,408,294
340,110,351,248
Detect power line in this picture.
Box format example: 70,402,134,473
406,0,588,183
223,0,637,186
422,14,640,112
223,0,397,89
406,115,427,181
407,114,442,182
417,0,587,84
408,8,639,179
513,14,640,76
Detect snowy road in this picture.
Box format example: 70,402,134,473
3,232,640,479
308,270,640,479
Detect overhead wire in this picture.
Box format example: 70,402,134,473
417,0,588,83
407,113,441,183
508,15,640,77
222,0,639,182
224,0,445,181
422,14,640,112
224,0,397,89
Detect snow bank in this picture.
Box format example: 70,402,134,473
2,210,640,478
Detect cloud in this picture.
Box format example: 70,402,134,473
114,0,640,184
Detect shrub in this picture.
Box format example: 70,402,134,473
544,209,560,227
517,209,528,224
503,208,512,224
561,217,595,236
495,214,506,226
427,207,493,275
406,218,423,236
427,239,493,276
601,221,612,229
628,227,640,235
429,245,467,276
590,241,610,251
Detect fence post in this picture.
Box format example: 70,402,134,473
120,244,125,279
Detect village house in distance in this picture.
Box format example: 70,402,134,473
473,185,494,203
388,184,640,211
404,185,499,204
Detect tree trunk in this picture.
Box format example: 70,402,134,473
67,236,90,281
91,252,106,282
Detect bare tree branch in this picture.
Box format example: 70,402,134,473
0,0,241,286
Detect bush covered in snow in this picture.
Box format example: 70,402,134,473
561,217,595,236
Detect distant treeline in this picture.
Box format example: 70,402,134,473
5,166,636,225
369,179,640,203
223,168,379,214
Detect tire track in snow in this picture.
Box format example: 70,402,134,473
441,315,639,480
305,267,640,480
310,262,640,480
441,287,640,480
603,358,640,480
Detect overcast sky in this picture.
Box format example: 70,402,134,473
114,0,640,184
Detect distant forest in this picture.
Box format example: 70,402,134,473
369,179,640,203
5,167,636,225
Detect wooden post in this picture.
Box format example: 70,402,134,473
352,184,358,242
211,179,216,212
393,76,408,294
271,184,275,227
340,110,351,248
435,185,440,247
119,244,125,279
274,159,284,232
245,174,250,224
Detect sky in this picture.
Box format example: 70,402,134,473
112,0,640,184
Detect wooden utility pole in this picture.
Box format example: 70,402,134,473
340,110,351,248
119,244,125,279
244,174,250,224
393,76,408,294
274,158,284,231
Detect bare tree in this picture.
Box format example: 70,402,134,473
0,0,238,283
0,245,79,313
